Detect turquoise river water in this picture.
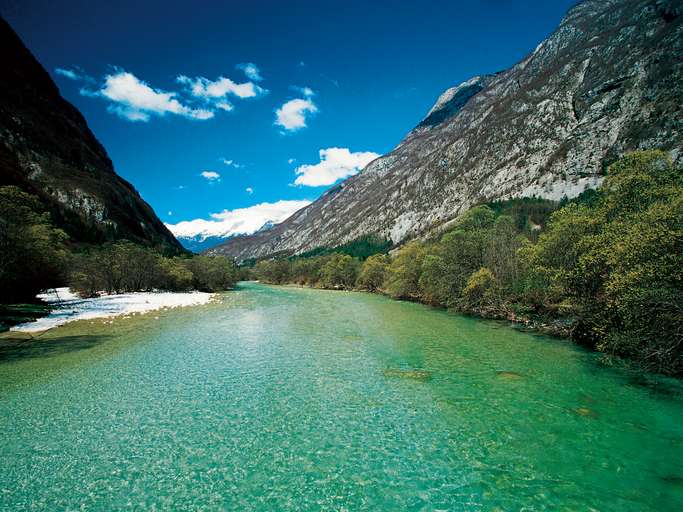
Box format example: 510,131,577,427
1,282,682,510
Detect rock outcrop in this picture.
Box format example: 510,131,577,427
0,17,184,253
210,0,682,262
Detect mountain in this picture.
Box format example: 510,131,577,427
174,221,277,253
167,200,311,253
176,223,276,253
209,0,683,262
0,17,184,253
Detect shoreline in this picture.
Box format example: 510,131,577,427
10,288,215,334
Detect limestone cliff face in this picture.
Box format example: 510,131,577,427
211,0,683,262
0,17,184,253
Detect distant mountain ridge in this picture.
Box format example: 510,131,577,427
209,0,683,262
0,17,183,253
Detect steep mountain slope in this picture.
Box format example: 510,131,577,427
210,0,683,262
0,17,183,253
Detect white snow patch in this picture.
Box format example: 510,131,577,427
11,287,214,333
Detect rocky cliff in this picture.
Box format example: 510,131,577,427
0,17,184,253
210,0,683,262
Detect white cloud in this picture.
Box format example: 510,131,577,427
216,101,234,112
275,95,318,131
236,62,263,81
55,68,79,80
166,200,311,240
291,85,314,97
246,187,253,194
177,74,265,100
221,158,243,169
288,158,296,164
200,170,221,181
97,70,214,122
55,67,95,83
293,147,380,187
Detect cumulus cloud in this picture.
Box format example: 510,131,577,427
166,200,311,240
73,66,267,122
275,93,318,131
177,74,266,100
94,70,214,122
293,147,380,187
236,62,263,81
200,170,221,181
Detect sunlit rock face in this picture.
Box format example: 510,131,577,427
211,0,682,262
0,17,184,253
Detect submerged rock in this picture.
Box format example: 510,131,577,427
572,407,599,419
383,368,432,381
496,371,524,380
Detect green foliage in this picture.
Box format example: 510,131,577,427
298,235,391,260
69,243,237,296
183,255,239,292
357,254,390,292
157,257,194,291
460,267,499,313
486,197,559,240
290,257,326,285
0,186,68,302
526,151,682,373
418,254,449,305
0,187,237,303
320,253,360,289
384,241,427,299
253,259,293,284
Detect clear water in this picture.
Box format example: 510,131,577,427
1,282,682,511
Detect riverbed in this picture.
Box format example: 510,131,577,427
1,282,681,510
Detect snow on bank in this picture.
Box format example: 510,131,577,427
11,287,214,333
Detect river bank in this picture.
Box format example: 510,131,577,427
9,287,215,333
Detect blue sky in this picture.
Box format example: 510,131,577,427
5,0,576,239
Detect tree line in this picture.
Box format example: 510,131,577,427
0,186,239,303
249,152,683,376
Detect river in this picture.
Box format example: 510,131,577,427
1,282,682,510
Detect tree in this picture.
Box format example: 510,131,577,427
158,257,194,291
184,255,238,292
524,151,683,374
254,259,291,284
357,254,390,292
384,242,426,299
418,254,448,305
319,253,360,289
0,186,68,302
460,267,500,314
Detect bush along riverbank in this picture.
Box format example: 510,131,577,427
0,185,242,330
246,151,683,376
